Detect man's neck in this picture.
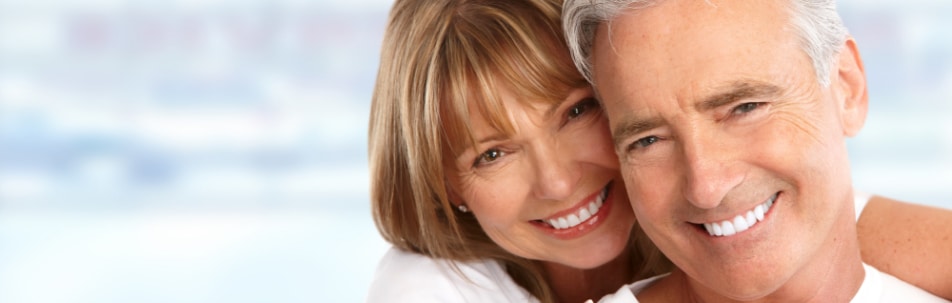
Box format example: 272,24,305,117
639,221,866,303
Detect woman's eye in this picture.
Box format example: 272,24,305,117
473,149,504,166
731,102,763,115
567,98,600,120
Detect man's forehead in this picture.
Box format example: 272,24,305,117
591,0,796,109
591,0,792,73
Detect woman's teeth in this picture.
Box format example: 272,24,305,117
703,193,777,237
548,187,608,230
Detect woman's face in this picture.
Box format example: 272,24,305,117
447,86,636,269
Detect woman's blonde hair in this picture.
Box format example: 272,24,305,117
369,0,670,301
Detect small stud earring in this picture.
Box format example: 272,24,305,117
457,204,469,213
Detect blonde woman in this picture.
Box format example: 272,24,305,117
366,0,952,302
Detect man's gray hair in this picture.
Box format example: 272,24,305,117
563,0,849,87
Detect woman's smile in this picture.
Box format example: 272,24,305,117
532,181,616,239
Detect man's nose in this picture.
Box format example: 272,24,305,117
680,131,743,209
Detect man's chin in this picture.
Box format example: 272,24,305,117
680,259,797,301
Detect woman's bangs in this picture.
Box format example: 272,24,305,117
438,0,588,161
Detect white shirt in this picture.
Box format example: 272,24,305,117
366,247,538,302
590,264,948,303
854,264,950,302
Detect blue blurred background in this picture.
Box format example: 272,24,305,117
0,0,949,302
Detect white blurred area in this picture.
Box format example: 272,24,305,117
0,0,949,302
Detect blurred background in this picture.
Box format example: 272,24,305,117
0,0,949,302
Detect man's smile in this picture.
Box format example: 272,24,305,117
698,192,778,237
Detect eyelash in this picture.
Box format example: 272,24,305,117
731,102,765,116
473,148,505,167
626,135,660,153
564,98,601,125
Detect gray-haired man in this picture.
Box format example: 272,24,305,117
562,0,947,301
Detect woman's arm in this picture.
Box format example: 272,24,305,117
857,195,952,299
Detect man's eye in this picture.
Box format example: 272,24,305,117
627,136,659,151
731,102,763,115
567,98,600,119
474,149,503,166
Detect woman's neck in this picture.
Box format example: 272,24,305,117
543,247,634,303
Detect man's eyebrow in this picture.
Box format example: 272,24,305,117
696,81,783,112
609,81,782,148
612,115,665,148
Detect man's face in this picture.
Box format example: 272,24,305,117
590,0,867,299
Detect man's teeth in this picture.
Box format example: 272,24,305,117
548,187,608,230
703,194,776,237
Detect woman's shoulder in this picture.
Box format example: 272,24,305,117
366,246,537,302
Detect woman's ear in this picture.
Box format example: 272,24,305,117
446,191,471,213
447,189,462,207
444,180,465,209
834,37,869,137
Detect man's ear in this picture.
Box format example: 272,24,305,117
834,37,869,137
